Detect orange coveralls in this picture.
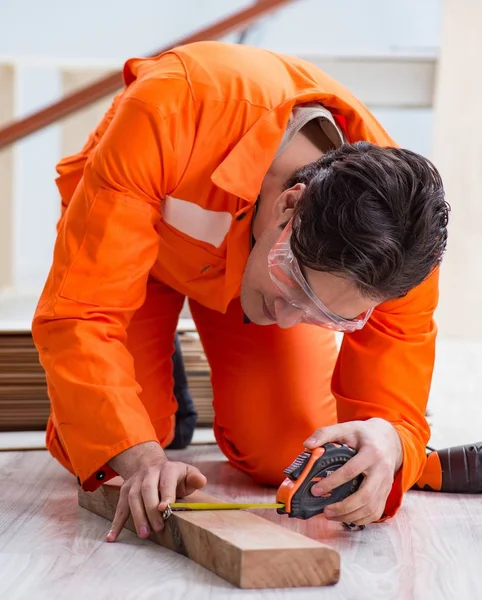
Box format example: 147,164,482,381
32,41,437,518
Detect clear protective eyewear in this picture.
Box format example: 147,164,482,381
267,217,374,332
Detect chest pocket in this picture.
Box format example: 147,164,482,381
156,195,233,285
163,195,232,249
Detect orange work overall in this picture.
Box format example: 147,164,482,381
32,42,438,518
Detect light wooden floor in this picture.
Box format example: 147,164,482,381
1,338,482,599
0,444,481,600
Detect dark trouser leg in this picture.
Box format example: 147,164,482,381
166,333,198,449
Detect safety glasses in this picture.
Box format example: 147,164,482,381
267,217,374,332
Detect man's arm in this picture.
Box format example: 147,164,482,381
330,268,439,518
304,269,438,525
32,79,194,491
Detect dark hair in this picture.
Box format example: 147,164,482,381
285,142,450,300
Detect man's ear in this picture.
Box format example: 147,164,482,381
273,183,305,224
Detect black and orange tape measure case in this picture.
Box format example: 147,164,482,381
276,443,364,519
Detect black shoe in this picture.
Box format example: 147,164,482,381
167,410,198,450
166,333,198,450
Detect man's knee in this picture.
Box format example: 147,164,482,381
215,427,303,487
248,457,288,487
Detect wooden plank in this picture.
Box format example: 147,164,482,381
78,481,340,589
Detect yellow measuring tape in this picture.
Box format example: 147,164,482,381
170,502,284,511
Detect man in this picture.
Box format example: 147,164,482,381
32,41,449,542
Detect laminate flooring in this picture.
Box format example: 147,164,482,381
1,338,482,599
0,444,481,600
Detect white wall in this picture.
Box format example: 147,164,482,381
13,67,61,292
246,0,442,56
371,108,434,158
0,0,249,61
0,0,443,295
0,0,442,60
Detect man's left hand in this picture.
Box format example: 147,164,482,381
304,418,403,526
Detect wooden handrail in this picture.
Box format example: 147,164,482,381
0,0,295,150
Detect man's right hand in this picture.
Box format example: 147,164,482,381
105,441,207,542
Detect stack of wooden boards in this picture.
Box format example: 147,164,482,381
175,333,214,425
0,330,214,430
0,333,49,430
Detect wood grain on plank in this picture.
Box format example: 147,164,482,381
78,480,340,589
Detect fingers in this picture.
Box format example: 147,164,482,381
311,450,370,496
327,504,380,527
106,484,131,543
106,460,208,543
107,484,152,541
107,467,166,542
324,484,389,526
141,467,165,533
158,462,181,511
128,481,151,538
322,472,391,526
303,422,360,450
158,463,207,511
177,464,207,498
303,420,401,529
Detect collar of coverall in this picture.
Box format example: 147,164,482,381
274,102,346,158
210,96,349,206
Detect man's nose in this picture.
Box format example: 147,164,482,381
274,297,304,329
